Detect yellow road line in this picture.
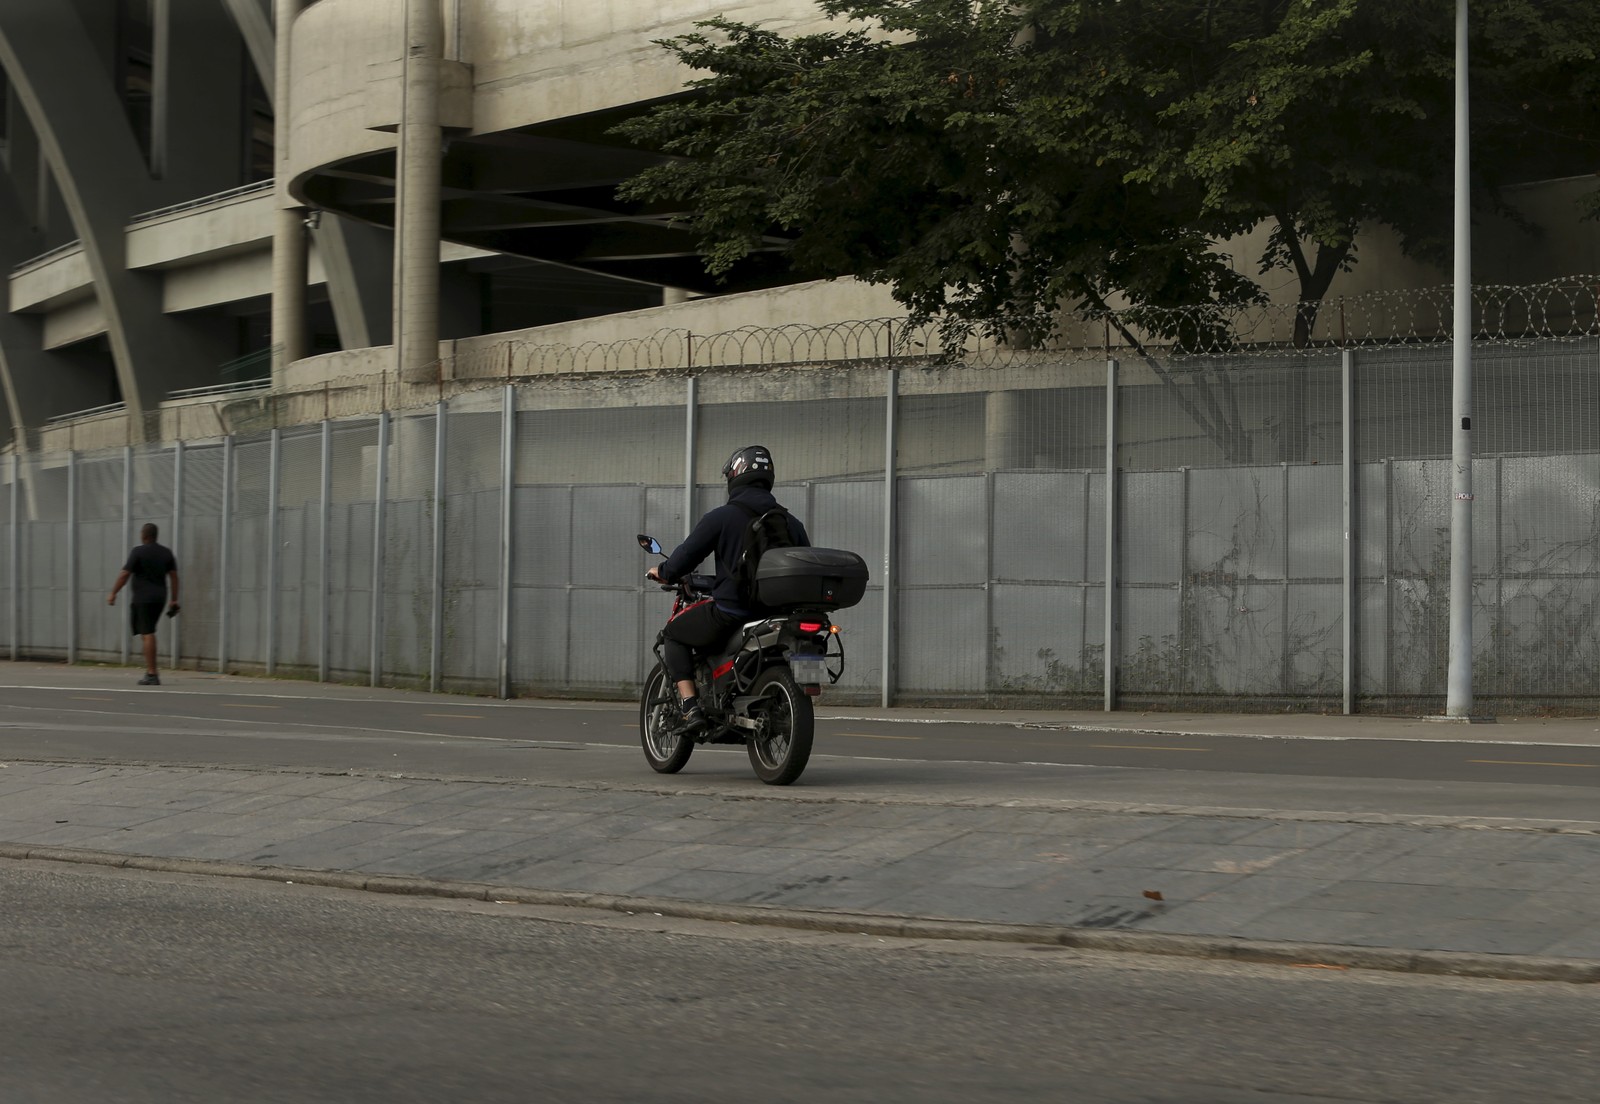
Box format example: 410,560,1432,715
1468,758,1597,769
1089,744,1210,752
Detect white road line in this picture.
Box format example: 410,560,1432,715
0,704,511,743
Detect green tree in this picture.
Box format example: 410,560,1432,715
616,0,1600,457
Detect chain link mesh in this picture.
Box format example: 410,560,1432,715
176,444,226,669
7,278,1600,710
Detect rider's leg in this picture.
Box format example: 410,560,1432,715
661,603,738,709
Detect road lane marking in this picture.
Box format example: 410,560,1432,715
839,732,920,741
71,696,113,701
1089,744,1210,752
0,704,509,742
424,713,484,719
1468,759,1598,769
219,703,279,709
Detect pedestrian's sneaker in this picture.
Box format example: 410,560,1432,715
679,697,707,731
138,673,160,686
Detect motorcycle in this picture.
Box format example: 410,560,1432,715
636,534,857,786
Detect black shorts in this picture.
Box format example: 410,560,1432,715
130,601,164,636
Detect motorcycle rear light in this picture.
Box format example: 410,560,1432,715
798,622,824,634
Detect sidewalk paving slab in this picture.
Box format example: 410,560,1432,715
1,758,1596,977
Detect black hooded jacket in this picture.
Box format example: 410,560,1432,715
660,485,810,615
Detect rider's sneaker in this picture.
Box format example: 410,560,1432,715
679,697,707,731
137,673,160,686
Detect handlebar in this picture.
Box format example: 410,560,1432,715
650,571,715,596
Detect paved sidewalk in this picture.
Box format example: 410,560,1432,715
3,756,1598,973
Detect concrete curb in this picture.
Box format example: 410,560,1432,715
5,842,1596,985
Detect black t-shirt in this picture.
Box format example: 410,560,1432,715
123,542,177,604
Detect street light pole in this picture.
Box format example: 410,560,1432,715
1446,0,1474,717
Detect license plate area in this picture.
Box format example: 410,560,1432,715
788,656,826,685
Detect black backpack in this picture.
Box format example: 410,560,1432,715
732,501,796,609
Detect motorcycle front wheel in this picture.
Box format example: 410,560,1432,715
746,666,814,785
640,663,694,774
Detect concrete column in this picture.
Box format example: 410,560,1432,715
251,0,387,362
271,0,307,382
393,0,442,383
984,389,1028,471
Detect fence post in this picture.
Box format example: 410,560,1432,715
171,440,184,670
266,428,281,676
120,447,132,666
66,451,77,665
1178,466,1189,694
219,435,233,674
430,399,446,693
370,411,389,687
1342,348,1355,715
498,385,515,699
318,419,332,682
1104,358,1119,712
684,375,697,538
1383,457,1393,699
983,469,995,696
881,367,898,709
1280,460,1291,694
9,452,18,662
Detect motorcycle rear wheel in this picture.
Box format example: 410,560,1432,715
640,664,695,774
746,666,814,785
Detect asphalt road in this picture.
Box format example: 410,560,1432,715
4,859,1596,1104
3,680,1598,821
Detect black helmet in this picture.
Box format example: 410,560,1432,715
722,444,774,490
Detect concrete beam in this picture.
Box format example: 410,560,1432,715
313,213,393,349
219,0,276,102
0,173,112,444
0,0,224,437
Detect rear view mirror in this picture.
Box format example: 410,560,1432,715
637,534,663,556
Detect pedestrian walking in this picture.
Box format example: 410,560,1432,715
108,523,180,686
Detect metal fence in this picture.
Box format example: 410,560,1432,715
8,332,1600,712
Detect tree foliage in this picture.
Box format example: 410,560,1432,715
615,0,1600,350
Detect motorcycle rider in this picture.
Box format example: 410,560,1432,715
647,444,809,730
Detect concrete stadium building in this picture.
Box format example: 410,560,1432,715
0,0,1596,450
